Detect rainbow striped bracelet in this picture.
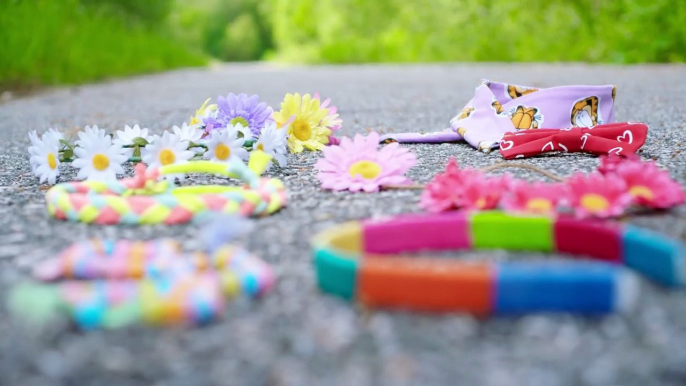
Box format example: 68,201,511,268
45,151,286,225
12,239,275,329
312,211,685,315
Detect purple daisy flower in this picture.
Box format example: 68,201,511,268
206,93,274,137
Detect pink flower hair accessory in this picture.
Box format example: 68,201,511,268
500,181,566,214
566,172,632,219
420,158,511,212
600,155,685,209
315,131,417,192
414,155,683,219
597,153,641,175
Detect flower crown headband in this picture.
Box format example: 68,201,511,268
46,151,286,225
28,92,342,185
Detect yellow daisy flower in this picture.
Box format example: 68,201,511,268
273,93,331,153
189,98,218,127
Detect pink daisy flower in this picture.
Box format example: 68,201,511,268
566,172,632,219
613,160,685,209
420,159,509,212
459,173,511,210
597,154,641,175
313,92,342,145
315,131,416,192
420,159,478,212
500,181,565,214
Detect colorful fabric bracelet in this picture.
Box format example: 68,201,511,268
45,151,286,225
312,211,685,315
12,239,275,329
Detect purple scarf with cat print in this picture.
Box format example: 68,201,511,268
379,80,616,151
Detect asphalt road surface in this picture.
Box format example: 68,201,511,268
0,64,685,386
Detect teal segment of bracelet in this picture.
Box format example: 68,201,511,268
311,211,685,315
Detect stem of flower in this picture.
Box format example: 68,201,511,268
478,162,565,182
382,184,425,190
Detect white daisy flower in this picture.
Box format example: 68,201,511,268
29,134,61,184
143,131,194,182
28,130,42,172
204,127,249,163
172,122,205,155
72,128,127,181
253,122,287,170
233,122,254,141
44,128,64,144
113,124,153,157
74,125,107,148
172,122,203,144
28,129,64,173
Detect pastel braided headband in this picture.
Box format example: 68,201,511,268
312,211,685,315
45,151,287,225
12,238,275,329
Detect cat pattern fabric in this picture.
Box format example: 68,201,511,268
380,80,616,152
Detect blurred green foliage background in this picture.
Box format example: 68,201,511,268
2,0,685,90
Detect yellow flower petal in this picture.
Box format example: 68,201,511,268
276,93,333,152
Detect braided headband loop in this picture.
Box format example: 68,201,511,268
45,151,287,225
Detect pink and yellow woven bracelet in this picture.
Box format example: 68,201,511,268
45,151,286,225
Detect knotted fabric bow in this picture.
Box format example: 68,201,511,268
499,122,648,159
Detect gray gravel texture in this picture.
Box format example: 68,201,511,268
0,64,685,386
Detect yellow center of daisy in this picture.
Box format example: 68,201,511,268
230,117,249,128
526,198,553,212
190,116,200,126
629,185,654,200
349,160,382,179
92,154,110,171
292,119,312,141
256,143,265,151
215,144,231,160
47,153,57,170
580,193,610,212
159,149,176,165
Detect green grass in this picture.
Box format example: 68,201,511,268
0,0,206,90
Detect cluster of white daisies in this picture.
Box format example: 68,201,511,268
27,121,288,184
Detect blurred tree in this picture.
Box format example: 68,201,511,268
173,0,274,61
80,0,174,25
266,0,686,64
